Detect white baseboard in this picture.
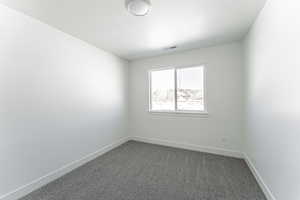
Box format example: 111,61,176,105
244,153,276,200
0,137,130,200
131,136,243,158
0,136,275,200
132,136,276,199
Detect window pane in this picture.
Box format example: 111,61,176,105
177,66,204,111
151,69,175,111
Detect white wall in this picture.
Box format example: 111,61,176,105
244,0,300,199
0,5,128,198
129,42,244,154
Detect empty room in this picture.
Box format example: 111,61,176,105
0,0,298,200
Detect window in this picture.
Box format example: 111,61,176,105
149,66,206,113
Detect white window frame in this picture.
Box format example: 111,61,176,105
148,65,208,115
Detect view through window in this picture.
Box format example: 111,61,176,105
150,66,205,112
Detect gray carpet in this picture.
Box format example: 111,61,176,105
19,141,266,200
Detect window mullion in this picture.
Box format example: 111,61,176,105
174,69,178,111
149,71,152,111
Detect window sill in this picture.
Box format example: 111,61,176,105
148,110,209,118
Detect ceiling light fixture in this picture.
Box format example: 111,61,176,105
125,0,151,16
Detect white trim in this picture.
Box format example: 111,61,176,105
148,65,207,114
0,137,130,200
132,137,275,199
149,110,208,114
174,68,178,110
131,136,243,158
148,69,153,111
243,154,276,200
148,111,209,118
0,136,275,200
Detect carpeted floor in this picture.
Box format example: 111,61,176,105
19,141,266,200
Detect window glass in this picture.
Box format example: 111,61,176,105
177,67,204,111
150,69,175,111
